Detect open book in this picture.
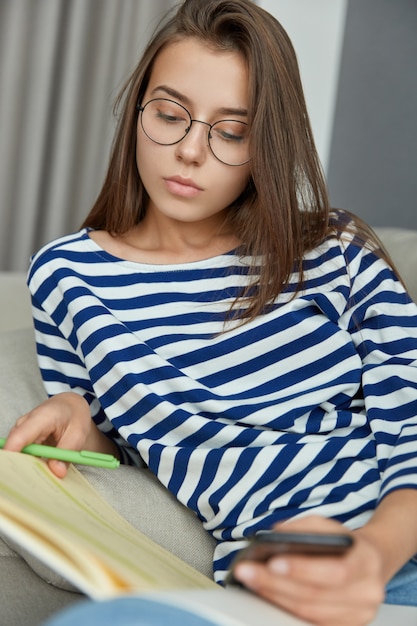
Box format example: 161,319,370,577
0,450,318,625
0,452,413,626
0,450,216,599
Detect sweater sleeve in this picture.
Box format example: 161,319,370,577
29,292,144,467
338,237,417,501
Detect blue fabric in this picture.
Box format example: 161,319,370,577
385,558,417,606
43,597,219,626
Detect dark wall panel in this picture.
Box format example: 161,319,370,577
327,0,417,229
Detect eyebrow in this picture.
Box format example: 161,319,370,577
150,84,248,118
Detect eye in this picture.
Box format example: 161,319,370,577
151,100,188,125
156,109,183,124
211,120,248,143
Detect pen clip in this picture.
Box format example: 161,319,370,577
78,450,120,469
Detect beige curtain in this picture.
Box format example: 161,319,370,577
0,0,176,271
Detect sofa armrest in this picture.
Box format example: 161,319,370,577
375,227,417,303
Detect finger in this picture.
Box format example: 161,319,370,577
235,560,381,626
14,413,30,427
47,459,69,479
54,425,89,452
276,588,380,626
3,414,48,451
239,557,340,597
267,553,351,588
274,579,382,626
5,405,71,452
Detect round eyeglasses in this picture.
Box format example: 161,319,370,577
138,98,250,167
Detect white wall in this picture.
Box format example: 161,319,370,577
258,0,347,173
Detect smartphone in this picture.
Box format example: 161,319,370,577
226,531,353,585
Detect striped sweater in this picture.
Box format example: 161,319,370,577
27,217,417,582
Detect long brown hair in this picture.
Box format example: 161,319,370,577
83,0,394,320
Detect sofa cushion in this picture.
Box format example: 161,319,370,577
375,227,417,303
0,271,32,331
0,327,46,423
0,555,83,626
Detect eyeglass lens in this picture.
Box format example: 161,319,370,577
140,98,250,166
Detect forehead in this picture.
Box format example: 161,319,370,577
146,38,249,113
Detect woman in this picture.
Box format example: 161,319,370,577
4,1,417,624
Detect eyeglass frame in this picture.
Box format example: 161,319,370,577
136,98,251,167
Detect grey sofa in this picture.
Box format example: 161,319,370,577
1,226,417,626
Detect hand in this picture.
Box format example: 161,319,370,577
233,516,385,626
4,392,96,478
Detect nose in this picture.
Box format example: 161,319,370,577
174,120,210,164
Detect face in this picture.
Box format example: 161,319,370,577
136,38,251,230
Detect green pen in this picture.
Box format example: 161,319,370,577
0,438,120,469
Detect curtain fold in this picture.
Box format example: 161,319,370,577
0,0,175,271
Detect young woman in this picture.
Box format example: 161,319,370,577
4,1,417,624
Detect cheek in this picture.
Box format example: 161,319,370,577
136,128,162,188
219,168,251,204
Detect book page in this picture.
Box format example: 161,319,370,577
137,585,417,626
0,451,216,598
144,587,313,625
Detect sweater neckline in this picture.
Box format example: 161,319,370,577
82,228,244,271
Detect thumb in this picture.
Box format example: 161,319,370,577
47,459,69,479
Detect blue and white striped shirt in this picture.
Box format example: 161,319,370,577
28,216,417,582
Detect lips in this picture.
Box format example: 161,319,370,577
164,176,203,198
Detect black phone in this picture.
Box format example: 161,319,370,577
226,531,353,585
